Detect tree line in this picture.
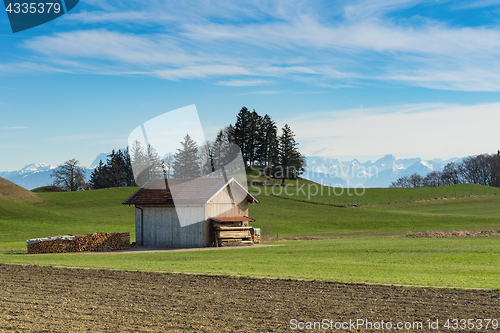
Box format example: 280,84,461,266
51,106,306,190
390,151,500,188
233,106,306,182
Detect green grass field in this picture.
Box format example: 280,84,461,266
0,182,499,288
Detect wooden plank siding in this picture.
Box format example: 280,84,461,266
205,187,249,219
136,206,207,247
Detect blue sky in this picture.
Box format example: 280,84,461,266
1,0,500,171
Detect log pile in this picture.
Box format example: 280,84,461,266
212,217,255,247
27,232,130,254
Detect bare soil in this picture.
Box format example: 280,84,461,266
0,264,499,332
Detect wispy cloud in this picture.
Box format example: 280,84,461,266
1,126,29,129
236,90,284,95
216,79,271,86
4,0,500,91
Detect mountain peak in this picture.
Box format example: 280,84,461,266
20,163,55,174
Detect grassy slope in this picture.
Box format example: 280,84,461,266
0,177,41,204
1,183,499,288
251,191,500,238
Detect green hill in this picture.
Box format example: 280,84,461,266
0,182,499,249
0,177,41,204
0,187,136,249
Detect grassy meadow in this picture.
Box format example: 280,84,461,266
0,180,499,288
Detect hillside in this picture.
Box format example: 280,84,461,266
0,182,498,249
0,177,41,204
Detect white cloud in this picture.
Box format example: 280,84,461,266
152,65,253,80
283,102,500,160
215,79,271,86
7,1,500,91
1,126,29,129
236,90,284,95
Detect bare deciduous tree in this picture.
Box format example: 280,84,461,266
51,159,88,191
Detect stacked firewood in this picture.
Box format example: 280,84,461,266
27,232,130,254
213,220,254,247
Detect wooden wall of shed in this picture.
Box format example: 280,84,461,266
205,186,249,219
138,206,208,248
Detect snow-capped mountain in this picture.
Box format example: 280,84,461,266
0,163,58,190
1,153,464,190
304,155,460,188
0,151,126,190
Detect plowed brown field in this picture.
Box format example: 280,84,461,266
0,265,499,332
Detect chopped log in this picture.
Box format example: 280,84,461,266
218,239,254,247
216,230,251,239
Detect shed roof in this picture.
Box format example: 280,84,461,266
122,177,259,206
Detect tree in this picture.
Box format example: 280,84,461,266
441,162,462,185
247,110,262,166
51,159,88,191
173,134,201,178
277,124,306,185
390,175,411,188
391,173,422,188
258,114,279,170
408,173,423,187
130,140,163,186
422,171,443,187
89,149,136,189
234,107,252,166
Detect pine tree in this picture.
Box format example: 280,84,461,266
173,134,201,178
234,107,252,166
89,149,136,189
278,124,306,185
258,114,279,168
248,110,262,166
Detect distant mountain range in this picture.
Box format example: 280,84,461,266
304,155,463,188
1,153,465,190
0,153,109,190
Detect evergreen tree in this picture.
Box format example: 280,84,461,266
173,134,201,178
234,107,252,166
277,124,306,185
258,114,279,169
89,149,136,189
247,110,262,166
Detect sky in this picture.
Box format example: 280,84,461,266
1,0,500,171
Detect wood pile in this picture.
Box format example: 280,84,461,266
212,218,254,247
27,232,130,254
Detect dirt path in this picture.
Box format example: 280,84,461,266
0,264,499,332
24,244,284,256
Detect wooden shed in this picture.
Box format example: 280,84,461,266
123,177,259,248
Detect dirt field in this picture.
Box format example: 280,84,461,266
0,265,499,332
